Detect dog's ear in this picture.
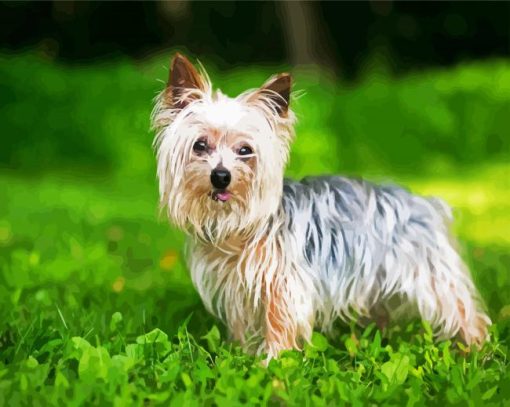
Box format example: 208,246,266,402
259,73,292,116
167,53,206,110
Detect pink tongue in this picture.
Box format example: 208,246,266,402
216,191,231,202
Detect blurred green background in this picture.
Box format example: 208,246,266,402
0,2,509,403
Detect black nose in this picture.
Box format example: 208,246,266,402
210,168,231,189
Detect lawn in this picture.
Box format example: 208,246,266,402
0,52,509,405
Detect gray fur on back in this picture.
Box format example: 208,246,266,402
281,175,455,328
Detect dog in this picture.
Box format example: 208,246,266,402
152,53,491,359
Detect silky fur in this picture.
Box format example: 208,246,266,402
152,54,491,359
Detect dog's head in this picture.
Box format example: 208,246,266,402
152,54,295,242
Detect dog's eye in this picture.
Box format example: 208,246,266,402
238,146,253,156
193,140,207,153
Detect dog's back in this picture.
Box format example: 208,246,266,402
281,176,482,333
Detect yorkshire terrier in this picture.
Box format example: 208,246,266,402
152,53,490,359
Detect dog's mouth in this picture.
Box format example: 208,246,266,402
211,190,232,202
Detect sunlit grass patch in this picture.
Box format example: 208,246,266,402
408,163,510,245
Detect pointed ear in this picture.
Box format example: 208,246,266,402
166,53,206,110
259,73,292,116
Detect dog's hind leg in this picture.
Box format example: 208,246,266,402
413,241,491,347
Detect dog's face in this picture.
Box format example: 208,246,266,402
152,54,295,242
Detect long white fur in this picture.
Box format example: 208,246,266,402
152,63,491,359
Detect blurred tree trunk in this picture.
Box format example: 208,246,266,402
158,0,189,21
279,1,335,73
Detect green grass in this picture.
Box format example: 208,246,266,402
1,52,510,405
1,169,510,405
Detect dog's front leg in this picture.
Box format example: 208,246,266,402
262,274,315,360
240,237,316,359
